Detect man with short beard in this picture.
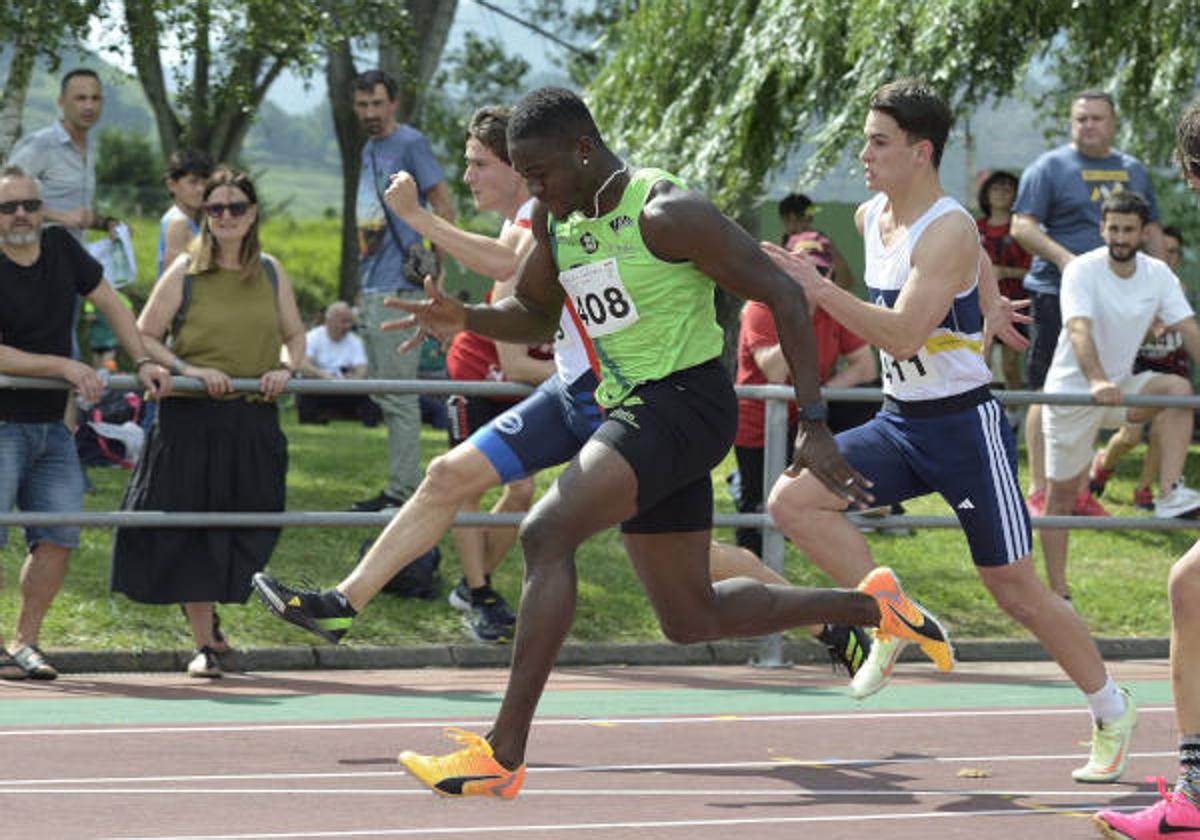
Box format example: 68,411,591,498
349,68,456,513
0,165,170,680
1040,190,1200,601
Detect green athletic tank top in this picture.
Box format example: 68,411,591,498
552,167,723,407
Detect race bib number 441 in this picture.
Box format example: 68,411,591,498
559,257,639,338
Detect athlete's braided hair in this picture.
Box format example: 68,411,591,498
508,87,600,146
1177,100,1200,183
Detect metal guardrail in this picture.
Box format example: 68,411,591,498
4,373,1198,667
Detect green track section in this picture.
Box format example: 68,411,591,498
0,679,1173,728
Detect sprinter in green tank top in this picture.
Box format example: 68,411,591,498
388,87,952,799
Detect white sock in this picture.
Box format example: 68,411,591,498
1086,677,1126,724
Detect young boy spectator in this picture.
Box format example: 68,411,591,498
1041,192,1200,601
778,193,855,291
158,148,214,278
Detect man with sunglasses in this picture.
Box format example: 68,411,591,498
0,165,171,680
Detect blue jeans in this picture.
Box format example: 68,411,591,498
0,421,84,550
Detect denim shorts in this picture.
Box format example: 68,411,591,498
0,420,84,550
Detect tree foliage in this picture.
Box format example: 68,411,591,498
323,0,459,302
589,0,1200,209
96,0,412,163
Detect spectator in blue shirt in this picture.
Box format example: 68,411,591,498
1011,89,1165,519
349,69,456,513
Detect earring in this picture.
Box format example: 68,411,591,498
582,157,589,166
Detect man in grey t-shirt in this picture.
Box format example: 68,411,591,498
1011,89,1164,518
8,68,119,243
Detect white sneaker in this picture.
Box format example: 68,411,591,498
1072,688,1137,783
848,632,908,699
1155,481,1200,519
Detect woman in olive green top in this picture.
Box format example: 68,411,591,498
111,168,306,678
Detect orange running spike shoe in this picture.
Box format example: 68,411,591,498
399,728,526,800
858,566,955,673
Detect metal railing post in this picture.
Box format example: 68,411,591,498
752,395,791,668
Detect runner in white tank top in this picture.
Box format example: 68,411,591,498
767,79,1135,785
861,192,991,402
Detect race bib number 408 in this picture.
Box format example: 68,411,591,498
559,257,639,338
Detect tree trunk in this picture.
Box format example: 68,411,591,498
380,0,458,123
124,0,181,160
327,41,363,304
189,0,212,149
0,34,37,161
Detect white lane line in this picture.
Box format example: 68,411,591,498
0,705,1174,738
0,750,1177,787
95,806,1133,839
0,787,1164,798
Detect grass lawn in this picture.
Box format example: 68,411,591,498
0,405,1190,653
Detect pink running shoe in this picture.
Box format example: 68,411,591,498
1094,777,1200,838
1026,487,1046,518
1075,490,1111,517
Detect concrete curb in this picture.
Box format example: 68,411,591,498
40,636,1170,675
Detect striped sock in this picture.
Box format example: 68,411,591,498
1177,735,1200,803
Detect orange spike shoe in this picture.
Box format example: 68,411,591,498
858,566,954,673
399,728,526,800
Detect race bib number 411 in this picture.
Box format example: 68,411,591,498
559,257,639,338
879,345,941,394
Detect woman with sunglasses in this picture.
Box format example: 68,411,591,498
110,167,306,678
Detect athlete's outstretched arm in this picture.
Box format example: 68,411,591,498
383,202,564,348
764,210,977,359
639,181,872,505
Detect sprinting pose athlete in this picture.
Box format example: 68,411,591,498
766,79,1136,784
380,86,951,799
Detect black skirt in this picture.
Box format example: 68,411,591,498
111,397,287,604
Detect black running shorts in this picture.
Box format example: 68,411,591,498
592,358,737,534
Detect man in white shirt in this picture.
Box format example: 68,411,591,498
296,302,379,426
1042,190,1200,599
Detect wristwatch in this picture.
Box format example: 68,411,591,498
796,400,828,422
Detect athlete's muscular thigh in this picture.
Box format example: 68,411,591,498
519,438,639,561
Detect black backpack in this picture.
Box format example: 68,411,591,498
75,391,145,468
357,538,442,599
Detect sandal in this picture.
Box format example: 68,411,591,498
179,605,232,654
187,646,223,679
10,644,58,680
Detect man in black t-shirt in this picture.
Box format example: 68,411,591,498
0,164,170,680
